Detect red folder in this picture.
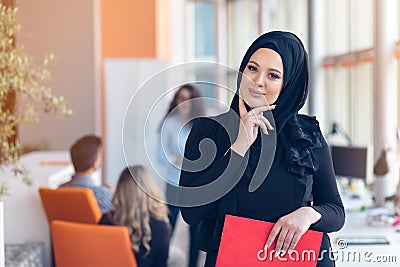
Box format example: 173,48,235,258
216,215,323,267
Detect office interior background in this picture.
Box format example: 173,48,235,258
14,0,400,196
1,0,400,266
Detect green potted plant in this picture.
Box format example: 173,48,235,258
0,4,72,263
0,3,72,194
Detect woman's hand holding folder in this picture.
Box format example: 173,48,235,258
265,207,322,255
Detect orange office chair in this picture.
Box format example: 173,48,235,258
39,187,102,224
51,220,137,267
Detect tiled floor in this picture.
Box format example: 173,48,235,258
171,212,206,267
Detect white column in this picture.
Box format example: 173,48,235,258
93,0,102,136
170,0,186,65
374,0,398,206
215,0,229,111
308,0,326,129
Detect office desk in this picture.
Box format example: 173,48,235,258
329,211,400,267
0,151,74,267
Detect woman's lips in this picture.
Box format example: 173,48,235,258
248,88,265,98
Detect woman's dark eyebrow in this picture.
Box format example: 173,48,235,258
248,60,282,74
268,68,282,74
248,60,260,67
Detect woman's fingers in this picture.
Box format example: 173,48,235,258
254,114,274,131
239,97,275,117
265,208,315,256
239,100,275,133
235,99,276,152
281,231,296,253
252,104,276,114
288,232,302,251
274,227,289,254
252,123,258,137
266,225,298,256
244,113,274,134
254,117,269,135
245,117,268,135
258,120,269,135
265,223,281,250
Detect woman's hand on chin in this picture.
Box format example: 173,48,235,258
231,97,275,156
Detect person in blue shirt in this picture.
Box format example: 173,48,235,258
60,135,113,214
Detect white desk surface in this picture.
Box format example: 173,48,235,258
0,150,74,267
329,210,400,267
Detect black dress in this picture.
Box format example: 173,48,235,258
179,113,345,267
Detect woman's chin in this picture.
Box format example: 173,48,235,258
244,99,270,108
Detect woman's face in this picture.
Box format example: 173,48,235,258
176,88,192,115
240,48,284,108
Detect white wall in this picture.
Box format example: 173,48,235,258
0,151,74,267
16,0,98,150
103,59,170,187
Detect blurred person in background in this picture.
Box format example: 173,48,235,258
60,135,113,214
158,84,205,267
99,165,184,267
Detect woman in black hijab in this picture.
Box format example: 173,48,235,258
179,31,345,267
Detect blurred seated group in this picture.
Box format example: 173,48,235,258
39,134,185,267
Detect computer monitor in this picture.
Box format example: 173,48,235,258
330,145,373,184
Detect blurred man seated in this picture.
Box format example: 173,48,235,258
60,135,113,214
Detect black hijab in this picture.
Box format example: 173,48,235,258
231,31,322,178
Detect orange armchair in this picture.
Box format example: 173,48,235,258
51,220,137,267
39,187,102,224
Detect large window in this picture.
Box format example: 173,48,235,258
186,0,310,111
351,63,373,145
324,0,350,55
226,0,309,105
227,0,260,68
321,0,374,145
186,0,219,113
186,1,215,61
352,0,374,50
261,0,309,48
